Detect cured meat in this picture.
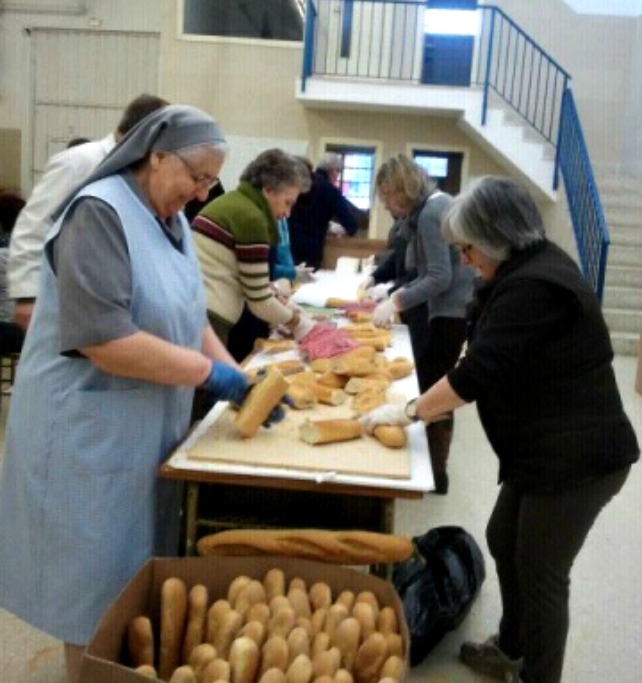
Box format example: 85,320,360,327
298,323,360,360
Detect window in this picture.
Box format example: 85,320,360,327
412,150,464,194
326,145,376,210
183,0,303,41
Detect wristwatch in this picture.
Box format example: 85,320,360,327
404,398,419,422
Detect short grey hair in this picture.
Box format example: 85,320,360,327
241,148,312,192
317,152,343,173
441,176,545,262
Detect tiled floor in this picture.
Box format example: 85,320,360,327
0,356,640,682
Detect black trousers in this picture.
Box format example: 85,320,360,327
487,466,631,683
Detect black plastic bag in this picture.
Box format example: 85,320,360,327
392,525,486,666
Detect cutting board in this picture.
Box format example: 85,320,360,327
185,403,411,480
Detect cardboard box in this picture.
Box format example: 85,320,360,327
80,555,409,683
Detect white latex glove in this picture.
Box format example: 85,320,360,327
328,221,347,237
295,263,315,284
356,275,374,302
373,297,397,328
368,283,392,302
360,404,410,434
292,314,316,341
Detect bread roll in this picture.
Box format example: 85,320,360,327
299,419,362,445
229,636,260,683
198,529,413,564
159,577,188,681
308,582,332,611
317,371,349,389
310,383,347,406
169,666,197,683
235,367,289,438
254,338,298,354
352,391,386,416
372,425,407,449
287,383,317,410
353,633,388,683
387,357,414,380
182,584,209,664
343,377,389,395
261,635,289,674
128,615,154,668
263,568,286,600
331,357,377,378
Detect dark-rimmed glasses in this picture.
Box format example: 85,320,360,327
173,151,220,190
453,243,474,256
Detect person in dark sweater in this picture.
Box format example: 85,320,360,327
288,153,360,270
361,176,639,683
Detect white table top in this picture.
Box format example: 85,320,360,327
165,270,434,494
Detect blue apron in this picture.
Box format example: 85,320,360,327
0,175,205,644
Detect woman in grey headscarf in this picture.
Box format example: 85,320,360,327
0,105,250,681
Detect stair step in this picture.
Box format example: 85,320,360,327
603,285,642,309
603,308,642,335
605,265,642,288
610,331,639,357
607,244,642,267
607,225,642,245
605,212,642,231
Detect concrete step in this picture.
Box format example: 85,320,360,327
603,285,642,310
605,265,642,288
604,211,642,231
607,225,642,244
610,331,639,356
603,307,642,335
607,244,642,267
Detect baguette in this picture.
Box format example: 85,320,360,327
344,377,390,395
372,425,407,449
317,371,349,389
127,615,154,668
310,383,347,406
330,357,377,378
254,338,298,354
299,419,362,445
387,357,414,380
235,367,289,438
286,382,317,410
352,390,387,416
182,584,209,664
196,530,414,565
159,578,188,681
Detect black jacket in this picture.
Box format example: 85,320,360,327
448,240,639,491
288,169,359,270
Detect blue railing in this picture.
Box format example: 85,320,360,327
555,89,610,301
301,0,609,301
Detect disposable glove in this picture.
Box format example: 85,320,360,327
360,275,375,291
246,368,292,428
272,278,292,299
201,361,249,405
359,403,411,434
373,297,397,328
295,263,315,284
368,283,392,302
328,221,347,237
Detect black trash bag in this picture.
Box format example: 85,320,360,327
392,525,486,666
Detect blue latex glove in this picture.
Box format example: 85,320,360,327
202,361,249,405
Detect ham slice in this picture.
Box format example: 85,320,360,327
298,323,360,360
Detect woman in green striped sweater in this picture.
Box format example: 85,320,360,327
192,148,313,358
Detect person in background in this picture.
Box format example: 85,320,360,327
370,154,473,493
0,192,26,355
9,92,169,331
183,179,225,223
361,176,639,683
288,152,360,270
0,105,257,683
192,148,314,361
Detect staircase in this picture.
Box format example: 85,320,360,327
598,173,642,356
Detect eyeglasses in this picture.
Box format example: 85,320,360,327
454,243,474,256
173,152,220,190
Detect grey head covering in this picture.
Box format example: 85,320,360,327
52,104,225,221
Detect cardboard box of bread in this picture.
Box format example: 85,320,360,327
80,555,410,683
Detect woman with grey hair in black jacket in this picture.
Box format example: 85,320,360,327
361,176,639,683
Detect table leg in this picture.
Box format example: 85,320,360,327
184,482,200,556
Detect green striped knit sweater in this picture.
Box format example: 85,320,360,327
191,182,294,328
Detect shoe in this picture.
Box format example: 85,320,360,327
460,634,523,680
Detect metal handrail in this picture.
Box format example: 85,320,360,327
555,89,610,302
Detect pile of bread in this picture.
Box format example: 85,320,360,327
125,568,406,683
250,330,414,449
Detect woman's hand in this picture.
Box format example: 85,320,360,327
201,361,249,404
373,297,397,328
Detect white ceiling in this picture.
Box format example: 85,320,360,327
561,0,642,16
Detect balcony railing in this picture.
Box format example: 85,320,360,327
301,0,608,301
